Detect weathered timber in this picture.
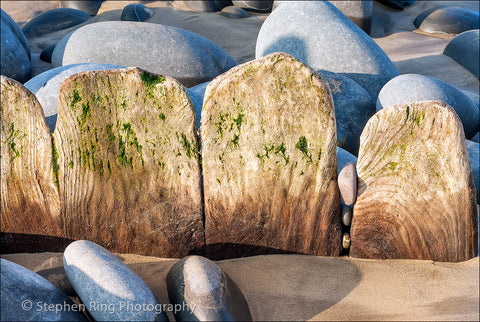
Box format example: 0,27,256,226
0,76,62,237
350,101,478,262
201,52,342,258
54,67,204,257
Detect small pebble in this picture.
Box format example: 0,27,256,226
341,205,353,226
343,233,351,249
338,162,357,206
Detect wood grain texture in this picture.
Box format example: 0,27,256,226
201,53,342,258
1,76,61,236
350,101,478,262
54,67,203,257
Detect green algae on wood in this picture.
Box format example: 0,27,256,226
201,52,341,259
54,67,203,257
0,76,62,237
351,101,477,262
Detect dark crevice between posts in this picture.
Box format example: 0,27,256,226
196,138,207,258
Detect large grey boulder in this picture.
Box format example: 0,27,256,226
63,240,168,321
52,21,236,87
317,70,375,156
21,8,91,39
1,258,87,321
417,7,479,34
256,1,399,100
443,30,479,79
24,63,124,132
466,140,479,203
1,9,31,83
376,74,480,139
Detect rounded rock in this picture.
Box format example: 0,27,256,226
232,0,273,13
256,1,399,100
1,258,87,321
52,21,236,87
1,9,31,83
120,3,154,22
341,205,353,226
1,9,30,59
24,63,124,132
343,233,351,249
40,43,56,63
220,6,250,18
376,74,480,139
338,162,357,206
183,0,232,12
376,0,415,10
418,7,479,34
187,81,210,129
59,0,104,16
337,147,358,177
166,256,252,321
462,90,479,110
63,240,168,321
414,5,449,28
317,70,375,156
330,0,373,34
443,30,479,79
471,133,480,143
21,8,91,39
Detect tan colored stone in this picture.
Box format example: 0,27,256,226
338,162,357,205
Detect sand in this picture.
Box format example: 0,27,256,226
1,1,479,320
2,252,478,321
